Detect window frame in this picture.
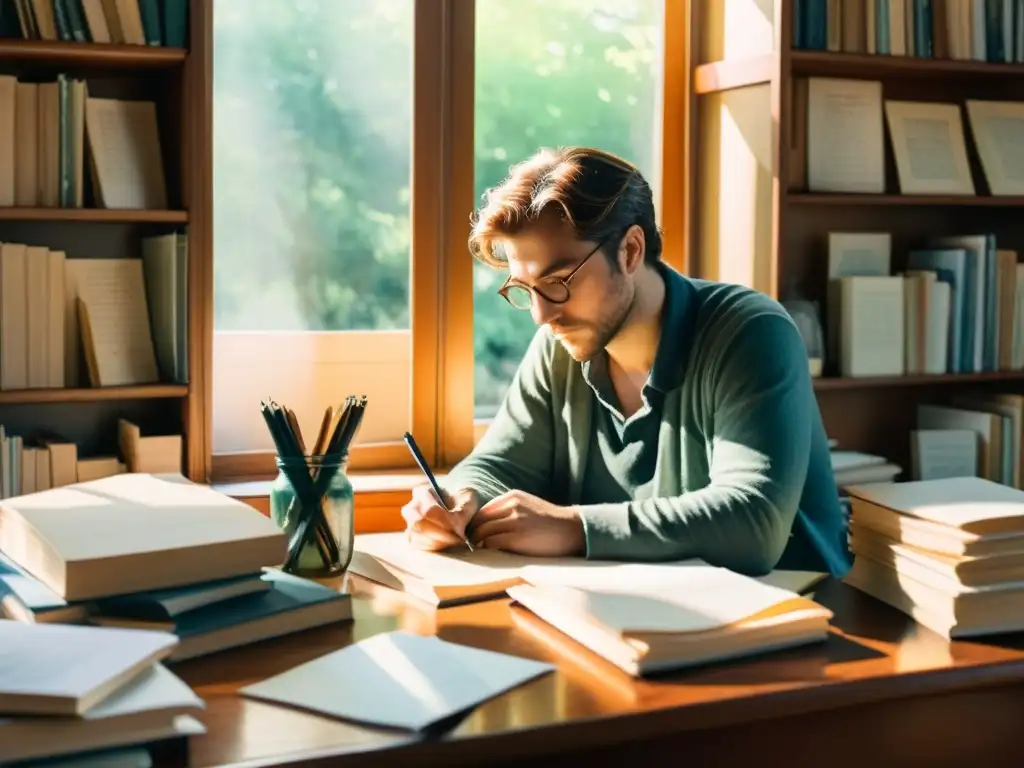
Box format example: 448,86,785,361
203,0,688,484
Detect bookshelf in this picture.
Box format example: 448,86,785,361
0,0,209,485
686,0,1024,472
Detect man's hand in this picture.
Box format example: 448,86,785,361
401,484,480,552
469,489,585,557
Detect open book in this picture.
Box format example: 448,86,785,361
508,563,833,677
350,533,829,607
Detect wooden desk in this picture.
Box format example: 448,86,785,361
179,577,1024,768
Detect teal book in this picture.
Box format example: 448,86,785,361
94,569,353,662
92,571,271,621
0,552,87,624
906,248,971,373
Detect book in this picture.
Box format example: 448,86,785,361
239,630,553,731
845,477,1024,637
507,562,832,676
0,663,203,765
0,621,178,716
0,551,87,624
90,569,353,662
0,473,286,601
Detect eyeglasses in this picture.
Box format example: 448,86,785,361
497,236,612,310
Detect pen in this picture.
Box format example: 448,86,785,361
402,431,474,552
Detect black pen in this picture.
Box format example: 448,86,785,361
402,431,473,551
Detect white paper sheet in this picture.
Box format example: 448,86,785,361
239,631,554,731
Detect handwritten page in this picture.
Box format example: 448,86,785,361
239,631,554,731
74,259,159,386
807,78,885,193
85,98,167,209
353,532,578,586
911,429,978,481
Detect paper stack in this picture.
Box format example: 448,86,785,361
844,476,1024,637
0,621,204,764
508,562,833,677
0,473,353,660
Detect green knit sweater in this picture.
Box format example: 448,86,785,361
447,266,852,578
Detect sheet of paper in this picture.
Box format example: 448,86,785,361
518,562,815,634
354,532,578,586
239,631,554,731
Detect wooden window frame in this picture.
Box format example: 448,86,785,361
204,0,688,485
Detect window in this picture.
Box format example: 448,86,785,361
211,0,415,475
472,0,665,420
208,0,678,482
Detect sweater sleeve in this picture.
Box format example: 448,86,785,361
444,329,556,505
577,312,813,575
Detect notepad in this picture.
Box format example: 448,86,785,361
0,621,179,716
508,562,833,676
239,630,554,731
0,663,204,764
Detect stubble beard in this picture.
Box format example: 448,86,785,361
557,280,636,363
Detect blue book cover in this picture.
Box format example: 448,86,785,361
877,0,891,53
907,248,971,372
931,235,992,372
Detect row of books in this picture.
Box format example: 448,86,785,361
0,75,168,210
790,77,1023,198
794,0,1024,63
0,472,352,763
0,417,181,499
0,0,187,47
0,234,187,391
825,232,1023,377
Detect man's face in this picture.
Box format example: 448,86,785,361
499,214,636,362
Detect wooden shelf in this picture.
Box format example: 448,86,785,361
814,372,1024,392
790,50,1024,78
789,193,1024,207
0,208,188,223
0,385,188,405
0,40,186,67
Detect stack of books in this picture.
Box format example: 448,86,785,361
0,473,353,660
844,476,1024,638
0,620,203,764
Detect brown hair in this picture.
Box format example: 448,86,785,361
468,147,662,268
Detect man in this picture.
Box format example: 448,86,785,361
401,146,851,577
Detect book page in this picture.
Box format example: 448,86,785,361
846,476,1024,527
517,562,824,634
353,532,576,586
75,259,159,386
911,429,979,481
239,631,553,731
807,78,885,193
84,98,167,209
885,100,975,195
965,100,1024,195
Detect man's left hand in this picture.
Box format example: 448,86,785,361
469,490,585,557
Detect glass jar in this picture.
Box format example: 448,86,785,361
269,453,354,577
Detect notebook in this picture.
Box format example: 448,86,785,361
508,561,833,676
0,621,178,715
239,630,554,731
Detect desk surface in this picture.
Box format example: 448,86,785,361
179,577,1024,768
